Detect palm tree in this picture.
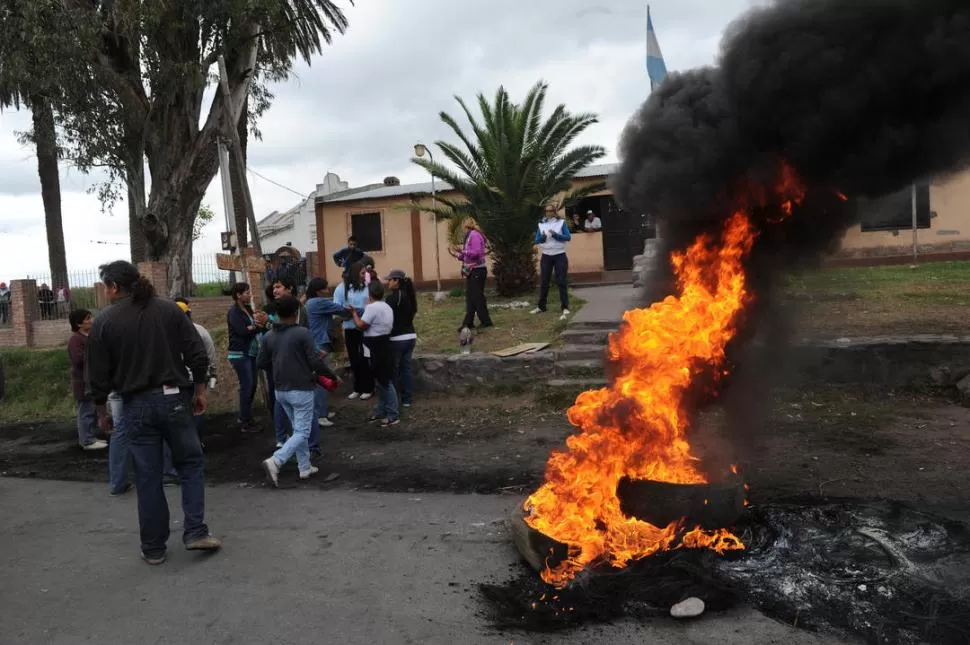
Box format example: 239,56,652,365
412,81,606,296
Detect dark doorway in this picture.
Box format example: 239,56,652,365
576,195,655,271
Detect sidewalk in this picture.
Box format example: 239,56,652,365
0,479,846,645
571,284,641,327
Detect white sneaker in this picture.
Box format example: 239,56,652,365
262,458,280,487
347,392,360,400
559,309,571,321
82,440,108,451
327,411,337,419
360,392,373,401
529,307,544,315
299,466,320,480
275,442,283,449
318,417,334,427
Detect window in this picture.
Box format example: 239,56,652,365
351,212,383,252
859,184,931,232
309,225,317,246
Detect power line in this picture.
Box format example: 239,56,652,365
247,167,308,198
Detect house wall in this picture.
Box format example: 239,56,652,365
259,197,316,257
318,180,614,285
838,171,970,257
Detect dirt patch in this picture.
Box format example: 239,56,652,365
1,388,968,510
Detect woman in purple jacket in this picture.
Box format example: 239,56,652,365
450,220,493,331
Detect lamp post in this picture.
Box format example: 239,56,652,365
414,143,444,298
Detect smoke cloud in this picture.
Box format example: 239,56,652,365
616,0,970,259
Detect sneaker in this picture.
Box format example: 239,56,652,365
366,416,386,424
82,440,108,451
381,418,401,427
529,307,545,315
141,552,167,566
360,392,373,400
347,392,360,400
185,534,222,551
559,308,571,321
327,411,337,419
275,441,283,449
240,422,261,434
402,403,412,408
299,466,320,479
318,417,334,427
262,457,280,487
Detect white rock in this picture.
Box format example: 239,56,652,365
670,597,705,618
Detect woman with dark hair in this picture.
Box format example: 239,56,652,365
227,282,266,432
385,269,417,408
67,308,107,450
332,261,373,399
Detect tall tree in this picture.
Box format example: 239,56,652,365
413,81,606,296
47,0,351,296
0,0,74,291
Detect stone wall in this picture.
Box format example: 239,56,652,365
412,352,559,390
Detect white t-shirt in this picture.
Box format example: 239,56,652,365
584,217,602,231
361,301,394,337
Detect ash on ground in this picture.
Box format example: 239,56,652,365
479,500,970,644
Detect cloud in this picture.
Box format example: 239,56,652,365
0,0,752,278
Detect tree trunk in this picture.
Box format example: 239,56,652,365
30,96,68,291
492,242,537,297
229,94,250,248
125,123,149,263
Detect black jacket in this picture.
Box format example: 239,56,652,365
227,304,259,354
256,323,337,391
86,296,208,405
386,290,416,338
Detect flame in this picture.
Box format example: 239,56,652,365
523,168,806,588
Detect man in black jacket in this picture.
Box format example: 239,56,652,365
86,260,221,565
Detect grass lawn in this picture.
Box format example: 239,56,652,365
784,260,970,337
411,290,587,354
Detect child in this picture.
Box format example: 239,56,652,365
349,280,399,426
258,295,341,487
67,309,107,450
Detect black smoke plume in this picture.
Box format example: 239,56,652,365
612,0,970,476
616,0,970,265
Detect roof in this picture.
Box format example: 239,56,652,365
321,162,619,205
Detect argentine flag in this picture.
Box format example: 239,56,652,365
647,5,668,91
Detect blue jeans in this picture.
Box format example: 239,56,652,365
274,400,291,445
309,386,328,453
230,356,257,423
163,414,204,477
108,393,131,493
75,398,99,446
391,339,416,406
374,381,399,422
273,389,314,474
123,388,209,557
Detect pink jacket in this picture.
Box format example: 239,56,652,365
457,229,487,268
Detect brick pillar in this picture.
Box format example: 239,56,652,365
10,279,37,348
137,261,170,299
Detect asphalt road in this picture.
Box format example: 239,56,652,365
0,478,848,645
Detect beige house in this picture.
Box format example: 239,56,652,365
313,163,650,287
313,164,970,286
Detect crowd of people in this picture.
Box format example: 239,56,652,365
53,204,583,565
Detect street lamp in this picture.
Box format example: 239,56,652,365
414,143,444,298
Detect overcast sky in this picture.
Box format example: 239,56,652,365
0,0,757,282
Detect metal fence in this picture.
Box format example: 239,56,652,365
18,255,232,292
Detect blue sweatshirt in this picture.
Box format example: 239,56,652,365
306,296,350,349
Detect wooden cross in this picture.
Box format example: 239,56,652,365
216,248,267,306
